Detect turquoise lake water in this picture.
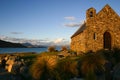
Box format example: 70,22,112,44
0,48,48,54
0,47,62,54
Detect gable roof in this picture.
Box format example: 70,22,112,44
71,4,120,38
97,4,119,17
71,23,86,38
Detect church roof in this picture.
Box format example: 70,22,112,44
71,23,86,38
71,4,119,38
97,4,119,17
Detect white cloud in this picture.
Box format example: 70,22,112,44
64,16,76,20
10,32,23,34
64,20,85,27
54,38,65,44
53,38,70,46
0,35,70,46
0,35,46,45
64,22,80,27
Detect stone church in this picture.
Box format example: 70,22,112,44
71,4,120,53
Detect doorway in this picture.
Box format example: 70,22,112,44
103,32,111,50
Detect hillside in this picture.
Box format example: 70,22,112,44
22,42,47,48
0,40,27,48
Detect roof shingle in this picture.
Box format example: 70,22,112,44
71,23,86,38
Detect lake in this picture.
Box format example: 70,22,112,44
0,48,48,54
0,47,62,54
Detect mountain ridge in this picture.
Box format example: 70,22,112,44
0,40,26,48
22,42,47,48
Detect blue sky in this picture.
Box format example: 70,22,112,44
0,0,120,45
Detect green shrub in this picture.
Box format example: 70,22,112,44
112,47,120,64
48,46,56,52
68,50,77,55
61,46,68,51
96,49,112,61
81,51,105,80
55,57,78,80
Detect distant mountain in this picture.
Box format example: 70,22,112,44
22,42,47,48
0,40,27,48
22,42,33,47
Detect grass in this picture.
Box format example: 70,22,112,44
40,51,60,56
20,53,38,60
2,48,120,80
30,54,58,80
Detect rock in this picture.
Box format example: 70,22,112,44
6,59,14,72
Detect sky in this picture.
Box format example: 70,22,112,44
0,0,120,46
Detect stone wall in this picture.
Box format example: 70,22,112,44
71,31,86,52
71,4,120,53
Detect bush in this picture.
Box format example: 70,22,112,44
48,46,56,52
30,55,57,80
61,46,68,51
112,47,120,64
55,57,78,80
68,50,77,55
97,49,112,61
81,51,106,80
30,54,78,80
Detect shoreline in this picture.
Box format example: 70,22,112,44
0,47,47,54
0,52,38,56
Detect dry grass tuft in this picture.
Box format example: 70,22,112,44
30,55,57,80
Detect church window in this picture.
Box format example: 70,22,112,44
93,33,96,40
90,11,93,17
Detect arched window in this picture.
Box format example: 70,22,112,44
90,11,93,17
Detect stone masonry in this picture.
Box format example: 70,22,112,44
71,4,120,53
